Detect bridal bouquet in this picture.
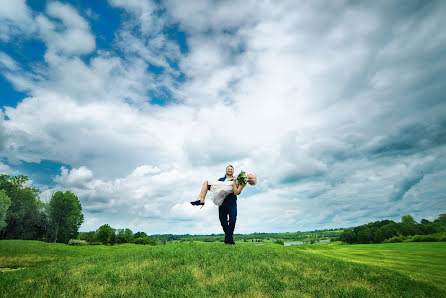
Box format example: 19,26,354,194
237,171,248,186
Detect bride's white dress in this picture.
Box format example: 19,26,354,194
208,181,234,206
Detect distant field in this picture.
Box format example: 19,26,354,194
295,241,446,291
1,240,445,297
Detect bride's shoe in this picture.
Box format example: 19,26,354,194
190,200,204,207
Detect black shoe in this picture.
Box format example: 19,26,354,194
190,200,204,206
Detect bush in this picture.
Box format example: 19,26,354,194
382,235,404,243
133,236,157,245
68,239,88,246
274,239,284,245
88,241,103,245
404,233,446,242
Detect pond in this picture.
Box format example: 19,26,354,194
284,239,331,247
0,265,21,272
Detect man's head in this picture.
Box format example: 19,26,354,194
247,173,257,185
225,165,234,177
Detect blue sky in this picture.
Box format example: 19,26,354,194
1,0,445,234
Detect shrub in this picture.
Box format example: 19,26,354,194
88,241,103,245
133,236,157,245
275,239,284,245
382,235,404,243
68,239,88,246
404,233,446,242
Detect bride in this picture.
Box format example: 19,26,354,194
190,165,257,207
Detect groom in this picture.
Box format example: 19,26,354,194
218,165,239,245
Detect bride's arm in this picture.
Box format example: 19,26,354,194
232,181,246,195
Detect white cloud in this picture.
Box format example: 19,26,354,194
55,166,94,188
1,0,446,233
0,0,35,41
36,2,95,56
0,162,11,175
0,51,19,71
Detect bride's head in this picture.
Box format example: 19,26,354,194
247,174,257,186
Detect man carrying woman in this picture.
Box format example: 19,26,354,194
191,165,257,244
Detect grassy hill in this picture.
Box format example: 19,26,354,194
1,240,445,297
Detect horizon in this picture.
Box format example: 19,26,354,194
1,0,446,235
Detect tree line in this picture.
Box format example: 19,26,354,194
0,174,158,246
339,214,446,244
152,229,344,243
0,174,84,243
79,225,159,245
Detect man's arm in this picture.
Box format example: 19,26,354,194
232,181,246,195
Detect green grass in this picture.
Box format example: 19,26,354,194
294,241,446,291
1,240,445,297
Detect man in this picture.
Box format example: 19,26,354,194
218,165,256,245
191,164,257,244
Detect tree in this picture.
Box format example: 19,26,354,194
0,175,45,240
421,219,430,225
0,190,11,230
96,224,114,245
133,236,157,245
339,229,356,244
48,191,84,243
438,214,446,226
117,228,134,244
79,231,96,243
134,231,147,238
402,215,416,225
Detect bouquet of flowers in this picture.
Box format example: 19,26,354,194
237,171,248,186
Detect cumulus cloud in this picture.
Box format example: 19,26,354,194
51,165,225,233
55,166,94,188
1,0,446,233
0,0,35,41
0,162,11,175
36,2,95,55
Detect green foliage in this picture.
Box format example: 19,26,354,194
406,233,446,242
132,236,157,245
48,191,84,243
133,231,147,238
0,190,12,230
0,175,47,240
382,235,404,243
437,213,446,227
152,229,343,243
96,224,115,245
88,242,103,245
80,227,153,245
382,233,446,243
274,239,284,245
116,228,134,244
79,231,96,243
339,229,356,244
340,214,445,244
0,174,83,243
237,171,248,185
68,239,88,246
402,215,416,225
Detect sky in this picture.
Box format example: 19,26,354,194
0,0,445,235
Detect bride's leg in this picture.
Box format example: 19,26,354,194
197,180,209,202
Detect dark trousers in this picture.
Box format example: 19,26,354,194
219,196,237,244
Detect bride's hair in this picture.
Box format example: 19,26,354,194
248,174,257,186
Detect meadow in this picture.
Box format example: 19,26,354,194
1,240,445,297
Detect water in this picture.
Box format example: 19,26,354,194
0,265,20,272
284,239,331,247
